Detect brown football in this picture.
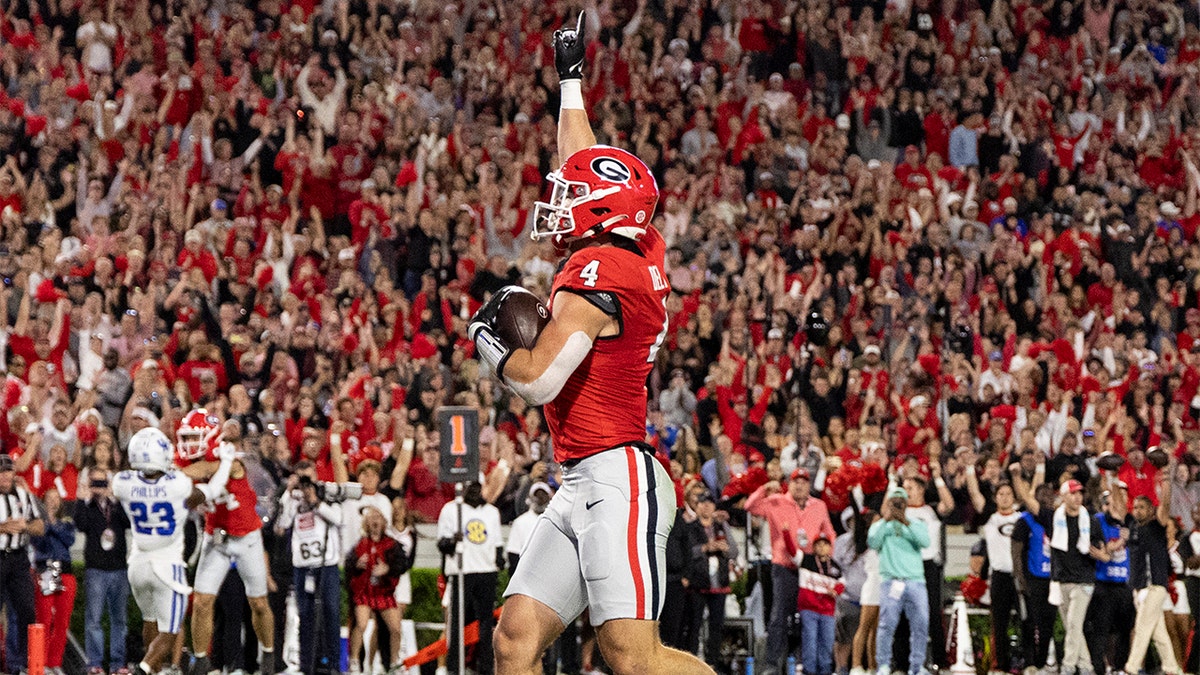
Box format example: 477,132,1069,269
494,289,551,351
1146,447,1170,469
1097,453,1126,471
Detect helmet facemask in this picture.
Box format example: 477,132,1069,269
176,431,208,461
176,423,219,461
531,170,589,241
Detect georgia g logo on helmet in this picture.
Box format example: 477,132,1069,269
590,156,632,184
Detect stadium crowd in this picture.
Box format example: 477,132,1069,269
1,0,1200,673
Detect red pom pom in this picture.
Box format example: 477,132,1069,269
76,421,98,445
960,575,988,605
35,279,65,303
24,114,47,136
395,161,418,187
410,333,438,360
65,82,91,101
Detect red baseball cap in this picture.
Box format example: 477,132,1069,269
790,468,811,481
1059,479,1084,495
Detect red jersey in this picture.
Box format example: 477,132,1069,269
544,227,671,462
29,464,78,500
205,472,261,536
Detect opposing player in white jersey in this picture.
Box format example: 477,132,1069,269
113,427,236,675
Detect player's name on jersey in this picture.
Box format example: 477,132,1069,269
129,484,172,499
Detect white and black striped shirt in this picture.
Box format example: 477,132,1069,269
0,486,39,552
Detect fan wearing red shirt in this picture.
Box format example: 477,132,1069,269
1116,446,1159,505
1087,263,1118,313
346,507,408,672
348,179,391,251
177,345,228,402
159,56,200,127
30,444,78,500
256,184,292,226
177,229,219,282
0,166,24,214
895,396,936,465
294,427,337,483
717,385,774,446
10,425,45,494
737,8,774,55
8,295,71,389
403,441,453,523
894,145,935,190
859,345,890,398
1177,308,1200,352
273,132,312,199
329,396,375,463
1052,122,1091,170
923,97,954,161
330,127,374,216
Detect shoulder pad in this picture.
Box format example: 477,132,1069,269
579,290,620,317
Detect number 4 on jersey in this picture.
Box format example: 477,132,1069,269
579,260,600,287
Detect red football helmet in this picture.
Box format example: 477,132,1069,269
177,408,222,462
532,145,658,242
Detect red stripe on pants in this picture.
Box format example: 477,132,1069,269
624,447,645,619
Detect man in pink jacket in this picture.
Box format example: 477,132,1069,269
746,468,836,674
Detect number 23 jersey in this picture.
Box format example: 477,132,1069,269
112,469,194,561
544,225,670,463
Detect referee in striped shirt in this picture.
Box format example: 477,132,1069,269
0,454,45,673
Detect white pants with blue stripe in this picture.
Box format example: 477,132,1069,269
128,559,191,633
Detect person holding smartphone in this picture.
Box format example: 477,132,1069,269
75,468,132,675
867,485,930,675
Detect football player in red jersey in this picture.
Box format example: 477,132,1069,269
176,412,275,675
468,13,712,675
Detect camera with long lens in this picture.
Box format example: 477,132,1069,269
296,475,363,504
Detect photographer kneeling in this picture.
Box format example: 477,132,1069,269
277,459,357,675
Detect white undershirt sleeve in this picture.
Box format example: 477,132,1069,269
504,331,594,406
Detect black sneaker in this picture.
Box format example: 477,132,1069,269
190,655,211,675
259,651,274,675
